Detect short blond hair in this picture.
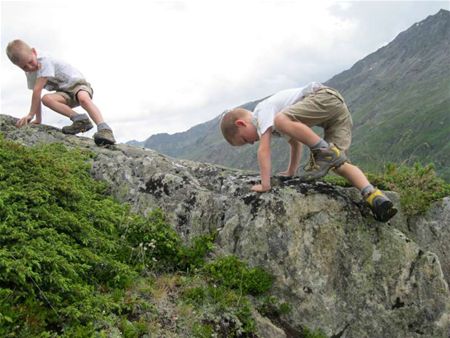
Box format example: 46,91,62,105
220,107,251,144
6,39,33,64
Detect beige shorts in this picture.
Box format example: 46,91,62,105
282,87,353,151
56,81,94,108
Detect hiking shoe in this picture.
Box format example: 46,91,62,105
300,143,347,181
93,129,116,146
365,188,398,222
62,119,93,134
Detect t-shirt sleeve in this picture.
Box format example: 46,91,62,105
26,72,36,90
254,103,277,137
37,57,55,79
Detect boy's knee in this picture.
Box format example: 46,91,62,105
41,94,54,107
77,91,92,107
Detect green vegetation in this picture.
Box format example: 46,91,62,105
0,136,278,337
204,255,273,296
303,327,328,338
325,162,450,216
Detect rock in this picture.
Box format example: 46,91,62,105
1,114,449,337
407,198,450,283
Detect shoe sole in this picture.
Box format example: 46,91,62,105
300,158,348,181
374,200,398,222
94,138,116,146
62,125,93,135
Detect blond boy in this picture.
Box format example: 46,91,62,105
6,39,115,145
221,82,397,222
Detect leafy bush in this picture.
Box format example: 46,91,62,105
325,162,450,216
0,136,276,337
181,256,274,337
0,138,218,336
0,138,138,335
369,163,450,215
183,285,256,337
120,211,216,272
204,255,273,296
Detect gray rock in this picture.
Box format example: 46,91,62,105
407,198,450,283
1,114,449,337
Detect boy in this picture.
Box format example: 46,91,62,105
220,82,397,222
6,39,115,145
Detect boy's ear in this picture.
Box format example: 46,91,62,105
235,119,246,127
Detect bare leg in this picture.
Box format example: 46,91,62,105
41,93,77,119
77,91,105,125
334,162,370,190
274,113,320,147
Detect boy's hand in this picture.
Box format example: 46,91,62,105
251,184,271,193
16,115,33,128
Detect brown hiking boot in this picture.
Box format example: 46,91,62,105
300,143,347,181
93,129,116,146
365,188,398,222
62,119,93,135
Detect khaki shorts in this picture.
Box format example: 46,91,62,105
282,87,353,152
56,81,94,108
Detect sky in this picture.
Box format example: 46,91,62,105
1,1,448,143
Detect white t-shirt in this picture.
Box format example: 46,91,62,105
26,51,85,91
253,82,324,137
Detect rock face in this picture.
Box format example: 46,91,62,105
1,114,449,338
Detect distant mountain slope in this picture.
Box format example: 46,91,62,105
325,9,450,179
130,9,450,180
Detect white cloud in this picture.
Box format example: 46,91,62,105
1,0,447,142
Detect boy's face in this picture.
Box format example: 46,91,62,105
230,119,259,146
15,48,39,72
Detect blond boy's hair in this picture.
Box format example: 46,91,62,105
220,107,250,144
6,39,33,64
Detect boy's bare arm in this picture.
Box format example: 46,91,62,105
279,139,303,176
252,129,272,192
17,77,47,127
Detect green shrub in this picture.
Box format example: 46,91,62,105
120,211,216,272
258,295,292,318
0,139,138,335
183,285,256,337
182,255,274,337
119,209,183,271
0,138,218,336
0,136,277,337
368,163,450,215
178,232,216,271
204,255,273,296
325,162,450,216
303,326,328,338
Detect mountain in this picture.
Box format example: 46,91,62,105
326,9,450,179
130,9,450,180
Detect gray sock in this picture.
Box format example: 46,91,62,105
97,122,112,131
361,184,375,197
311,139,329,150
71,113,89,122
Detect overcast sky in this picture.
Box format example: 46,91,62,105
1,1,448,143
